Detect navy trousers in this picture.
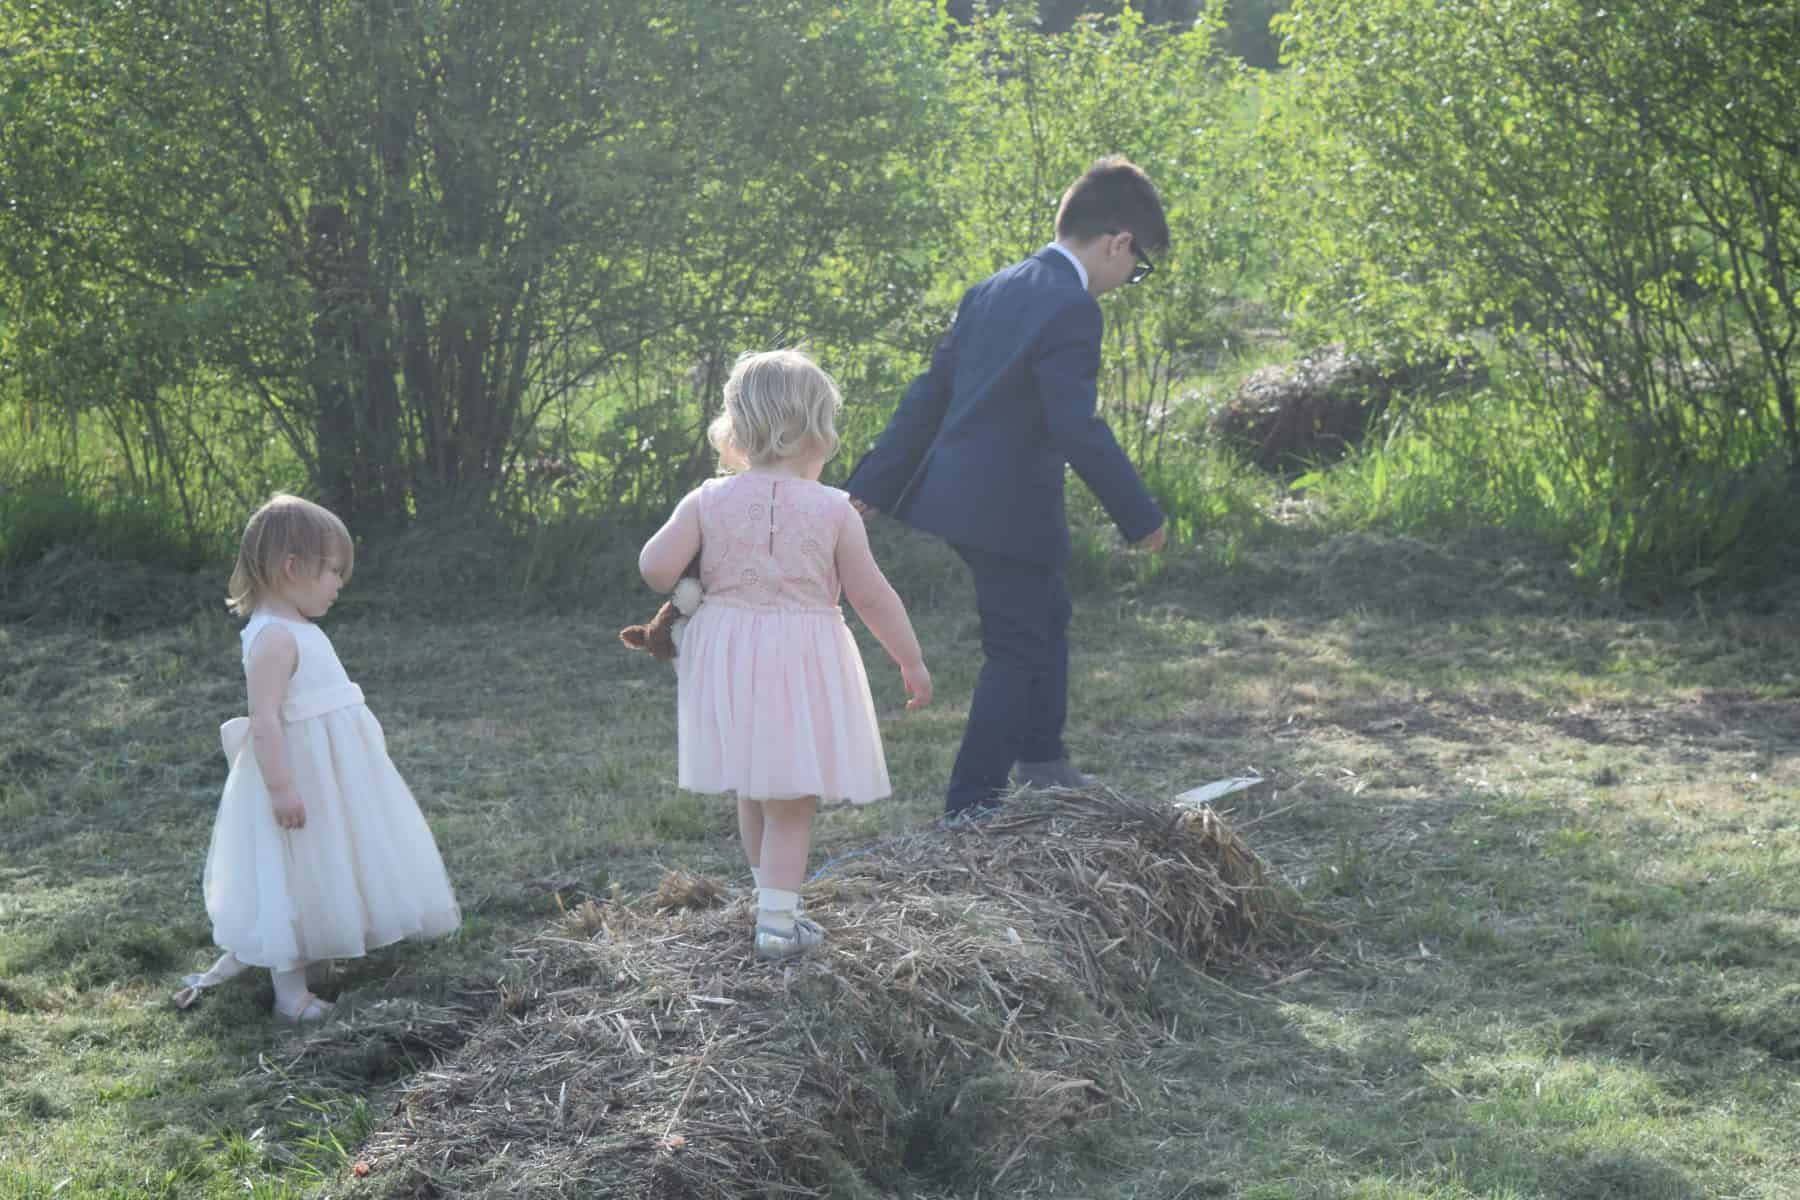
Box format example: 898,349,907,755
944,544,1074,815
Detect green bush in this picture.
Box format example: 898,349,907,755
0,471,219,573
1294,359,1800,594
1266,0,1800,592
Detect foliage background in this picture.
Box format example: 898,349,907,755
2,0,1795,594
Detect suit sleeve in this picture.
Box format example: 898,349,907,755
1033,298,1163,543
845,293,966,511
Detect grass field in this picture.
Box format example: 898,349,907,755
2,520,1797,1198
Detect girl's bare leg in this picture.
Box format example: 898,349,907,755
758,795,817,893
737,794,765,888
754,796,821,959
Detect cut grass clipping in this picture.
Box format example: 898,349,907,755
275,787,1307,1198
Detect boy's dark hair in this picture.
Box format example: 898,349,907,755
1054,156,1170,254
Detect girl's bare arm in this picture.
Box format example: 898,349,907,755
836,507,931,709
639,490,703,593
245,625,306,829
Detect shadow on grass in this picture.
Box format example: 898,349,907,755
1040,875,1754,1198
1067,525,1800,781
1109,991,1716,1198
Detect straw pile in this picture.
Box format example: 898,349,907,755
290,788,1300,1198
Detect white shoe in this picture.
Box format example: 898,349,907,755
172,952,249,1009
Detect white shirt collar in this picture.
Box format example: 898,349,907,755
1046,242,1089,291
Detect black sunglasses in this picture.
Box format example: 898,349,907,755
1107,230,1155,285
1101,228,1159,287
1127,243,1155,286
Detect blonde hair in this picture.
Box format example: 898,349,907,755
226,493,355,617
708,349,842,471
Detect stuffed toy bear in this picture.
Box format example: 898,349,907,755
619,552,703,662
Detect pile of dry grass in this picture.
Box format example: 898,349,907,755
289,788,1302,1198
0,542,222,629
1210,344,1483,473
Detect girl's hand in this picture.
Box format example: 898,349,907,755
272,788,307,830
902,661,933,710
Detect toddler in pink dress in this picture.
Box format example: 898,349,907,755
639,349,931,960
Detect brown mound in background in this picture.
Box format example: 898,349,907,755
287,789,1308,1199
1211,344,1483,472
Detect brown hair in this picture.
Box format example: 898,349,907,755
1054,155,1170,254
226,493,355,617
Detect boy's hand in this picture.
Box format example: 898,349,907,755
850,497,879,520
1132,524,1167,553
272,788,307,830
902,661,933,710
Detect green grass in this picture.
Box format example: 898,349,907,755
2,518,1798,1198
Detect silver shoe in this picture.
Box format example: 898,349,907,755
755,914,826,961
1014,758,1096,790
273,993,335,1025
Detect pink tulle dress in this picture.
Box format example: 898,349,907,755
675,473,891,805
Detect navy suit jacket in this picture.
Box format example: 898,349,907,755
845,248,1162,567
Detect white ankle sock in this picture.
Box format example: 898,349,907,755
750,865,764,889
757,887,800,933
271,966,310,1012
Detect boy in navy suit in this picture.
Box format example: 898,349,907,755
846,157,1169,816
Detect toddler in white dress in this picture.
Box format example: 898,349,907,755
176,494,460,1022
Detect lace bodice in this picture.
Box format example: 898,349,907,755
694,474,852,611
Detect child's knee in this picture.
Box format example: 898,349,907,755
761,795,818,827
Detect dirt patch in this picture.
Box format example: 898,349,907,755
1551,692,1800,755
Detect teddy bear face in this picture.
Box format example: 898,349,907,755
621,551,704,664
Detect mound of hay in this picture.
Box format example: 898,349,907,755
1211,344,1482,472
293,788,1300,1198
